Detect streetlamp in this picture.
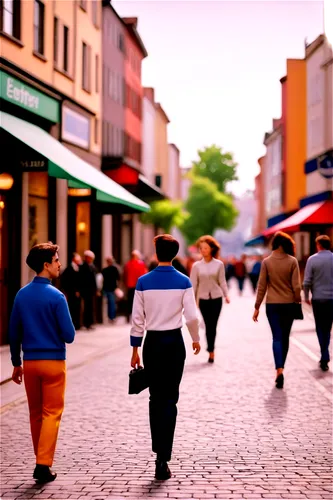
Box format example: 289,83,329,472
0,173,14,190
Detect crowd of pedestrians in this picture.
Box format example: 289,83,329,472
7,231,333,484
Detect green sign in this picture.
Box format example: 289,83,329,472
0,70,59,123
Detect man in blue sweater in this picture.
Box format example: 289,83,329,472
9,243,75,483
303,235,333,371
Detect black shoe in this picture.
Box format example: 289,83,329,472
275,373,284,389
155,460,172,480
320,361,329,372
208,357,214,364
33,464,57,483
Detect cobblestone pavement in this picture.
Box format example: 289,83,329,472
1,287,332,500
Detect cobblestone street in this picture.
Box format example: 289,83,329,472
1,285,332,500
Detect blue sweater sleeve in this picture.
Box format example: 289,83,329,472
9,296,23,367
55,295,76,344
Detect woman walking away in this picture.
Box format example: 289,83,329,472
253,232,301,389
190,235,230,363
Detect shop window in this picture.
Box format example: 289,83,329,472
79,0,87,11
1,0,21,40
63,25,69,72
34,0,45,55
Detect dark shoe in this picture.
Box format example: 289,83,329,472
33,464,57,483
155,460,172,480
320,361,329,372
208,357,214,364
275,373,284,389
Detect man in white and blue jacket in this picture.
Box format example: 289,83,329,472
9,243,75,483
130,234,200,480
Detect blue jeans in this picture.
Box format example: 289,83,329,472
266,304,294,369
105,291,116,320
312,300,333,363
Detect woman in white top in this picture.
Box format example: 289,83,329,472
190,235,230,363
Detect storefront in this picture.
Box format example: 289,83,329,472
0,71,149,345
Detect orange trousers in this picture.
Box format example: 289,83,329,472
23,360,66,466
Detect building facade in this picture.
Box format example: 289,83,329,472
0,0,148,344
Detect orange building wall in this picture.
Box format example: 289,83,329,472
124,37,142,144
285,59,307,212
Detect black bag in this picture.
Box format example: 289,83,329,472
128,366,149,395
293,303,304,320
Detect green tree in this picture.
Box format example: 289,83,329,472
180,176,238,244
140,199,184,234
192,145,238,192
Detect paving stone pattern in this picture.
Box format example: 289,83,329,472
1,292,332,500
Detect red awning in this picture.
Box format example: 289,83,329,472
263,200,333,237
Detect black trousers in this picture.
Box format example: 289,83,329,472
312,300,333,363
249,273,259,293
199,297,222,353
143,329,186,462
82,293,94,329
67,294,81,330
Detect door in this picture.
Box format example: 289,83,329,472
0,194,9,345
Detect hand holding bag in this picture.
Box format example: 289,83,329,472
128,366,149,395
293,303,304,320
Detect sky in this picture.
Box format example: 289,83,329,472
113,0,324,195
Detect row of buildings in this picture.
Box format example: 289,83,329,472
249,34,333,260
0,0,181,344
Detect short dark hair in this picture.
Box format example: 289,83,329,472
271,231,295,256
26,243,59,274
154,234,179,262
316,235,331,250
196,235,220,258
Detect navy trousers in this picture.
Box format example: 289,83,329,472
143,329,186,462
266,304,294,369
312,300,333,363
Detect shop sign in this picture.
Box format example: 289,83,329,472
20,160,47,170
0,70,60,123
317,150,333,179
62,106,90,149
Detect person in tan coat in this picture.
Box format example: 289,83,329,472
253,232,301,389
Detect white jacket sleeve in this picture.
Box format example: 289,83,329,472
130,287,145,347
218,262,229,298
183,286,200,342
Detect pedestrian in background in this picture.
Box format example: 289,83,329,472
130,234,200,480
190,235,230,363
123,249,147,323
80,250,97,330
101,256,120,323
253,231,301,389
60,252,82,330
173,256,188,275
9,243,75,483
303,235,333,372
249,256,262,293
234,255,247,295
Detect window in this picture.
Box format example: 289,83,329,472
1,0,21,39
95,54,99,92
79,0,86,11
92,0,98,27
63,25,69,72
34,0,44,55
82,42,90,91
94,118,98,144
118,33,124,53
53,17,58,63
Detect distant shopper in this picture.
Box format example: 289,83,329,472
234,255,247,295
130,234,200,480
173,256,188,275
249,256,262,293
80,250,97,330
253,232,301,389
9,243,75,483
190,235,230,363
60,252,82,330
101,256,120,323
303,235,333,372
124,250,147,322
